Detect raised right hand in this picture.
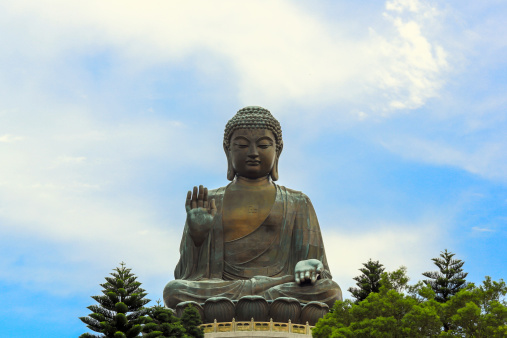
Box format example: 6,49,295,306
185,185,216,246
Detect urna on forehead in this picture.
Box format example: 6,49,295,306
223,106,283,152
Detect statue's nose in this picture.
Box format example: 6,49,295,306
247,145,259,157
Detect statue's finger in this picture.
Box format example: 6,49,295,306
197,185,204,208
185,191,192,212
305,270,311,280
202,188,209,210
210,199,217,217
191,186,198,209
300,272,305,282
295,274,301,284
311,272,317,284
203,187,208,202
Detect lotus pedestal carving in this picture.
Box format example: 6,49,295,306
174,295,330,326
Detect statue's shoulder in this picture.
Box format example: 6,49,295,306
276,185,311,202
207,186,227,198
279,185,302,195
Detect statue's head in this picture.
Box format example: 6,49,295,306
224,106,283,181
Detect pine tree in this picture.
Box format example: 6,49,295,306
348,259,385,303
142,300,186,338
180,304,204,338
422,249,468,303
79,262,151,338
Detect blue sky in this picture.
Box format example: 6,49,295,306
0,0,506,336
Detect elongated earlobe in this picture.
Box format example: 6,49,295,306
270,158,279,181
270,144,282,181
227,158,235,180
224,144,235,181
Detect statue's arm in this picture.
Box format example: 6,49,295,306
175,186,222,280
293,192,333,283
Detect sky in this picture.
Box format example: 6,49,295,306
0,0,506,336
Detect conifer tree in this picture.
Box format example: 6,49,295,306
142,300,186,338
79,262,150,338
348,259,385,303
180,304,204,338
422,249,468,303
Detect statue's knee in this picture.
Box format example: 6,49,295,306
318,279,343,301
163,280,188,308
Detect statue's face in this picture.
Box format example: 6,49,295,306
229,128,277,179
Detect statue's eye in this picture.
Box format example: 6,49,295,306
234,143,248,148
258,141,272,149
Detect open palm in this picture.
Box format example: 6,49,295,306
185,185,216,246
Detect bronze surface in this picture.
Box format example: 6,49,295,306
163,106,342,310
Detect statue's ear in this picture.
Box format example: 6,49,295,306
270,143,283,182
270,158,279,181
224,143,235,181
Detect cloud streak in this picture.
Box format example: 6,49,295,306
3,0,450,115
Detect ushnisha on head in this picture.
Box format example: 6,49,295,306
224,106,283,181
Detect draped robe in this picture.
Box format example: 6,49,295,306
163,184,342,308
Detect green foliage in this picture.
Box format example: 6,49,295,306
142,300,187,338
180,304,204,338
441,276,507,336
311,300,354,337
313,269,507,338
348,259,385,303
79,334,101,338
79,262,150,338
380,266,410,294
423,249,468,303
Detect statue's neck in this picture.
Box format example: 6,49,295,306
233,175,272,188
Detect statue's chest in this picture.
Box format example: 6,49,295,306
222,187,276,242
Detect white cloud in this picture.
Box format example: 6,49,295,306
471,226,495,233
54,156,87,165
380,135,507,182
0,134,24,143
2,0,450,116
370,3,448,112
0,101,214,294
4,0,504,186
386,0,424,13
324,220,446,298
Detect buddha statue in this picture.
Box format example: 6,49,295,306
163,106,342,310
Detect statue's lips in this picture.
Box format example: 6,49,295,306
246,161,260,166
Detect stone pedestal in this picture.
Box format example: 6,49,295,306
175,296,329,326
174,295,329,337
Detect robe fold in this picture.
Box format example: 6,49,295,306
164,184,342,308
